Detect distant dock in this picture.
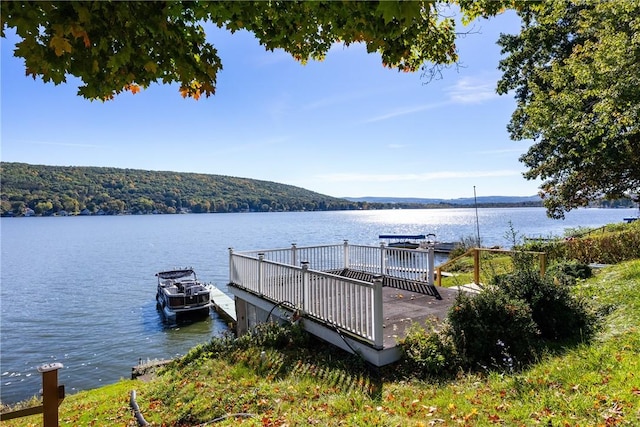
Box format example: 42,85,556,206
209,285,236,325
433,242,456,253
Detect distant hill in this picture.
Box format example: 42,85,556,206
1,162,547,217
0,162,360,216
344,195,543,206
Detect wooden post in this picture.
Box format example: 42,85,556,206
0,363,64,425
372,275,384,349
39,363,64,427
539,252,547,277
473,248,480,285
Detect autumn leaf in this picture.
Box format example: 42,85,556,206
488,413,501,423
50,34,72,56
144,61,158,73
70,24,91,48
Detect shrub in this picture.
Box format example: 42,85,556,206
237,320,309,350
565,226,640,264
448,235,478,259
548,260,592,286
399,321,457,378
493,269,597,341
447,290,539,370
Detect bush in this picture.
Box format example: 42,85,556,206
518,221,640,266
237,321,309,350
565,226,640,264
399,321,457,377
548,261,592,285
447,290,539,370
493,269,597,341
447,235,478,259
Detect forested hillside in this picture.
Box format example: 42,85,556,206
0,162,362,216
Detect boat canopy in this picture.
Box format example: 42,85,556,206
379,234,426,240
156,269,196,280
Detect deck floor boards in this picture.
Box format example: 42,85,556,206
326,268,461,348
381,286,461,348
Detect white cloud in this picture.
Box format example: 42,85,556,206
22,140,104,148
445,76,499,104
316,169,521,183
361,102,447,123
387,143,408,149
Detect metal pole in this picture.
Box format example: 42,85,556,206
474,186,481,247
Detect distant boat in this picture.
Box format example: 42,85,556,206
155,268,212,322
379,234,427,249
379,234,456,253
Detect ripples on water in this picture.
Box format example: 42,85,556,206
1,207,636,403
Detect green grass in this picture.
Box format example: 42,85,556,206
3,260,640,426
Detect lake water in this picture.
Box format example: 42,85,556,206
1,207,636,404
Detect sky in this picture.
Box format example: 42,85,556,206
0,9,540,200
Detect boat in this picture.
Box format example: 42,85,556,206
379,234,427,249
155,268,212,322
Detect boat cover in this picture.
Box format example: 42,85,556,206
156,269,196,280
379,234,426,239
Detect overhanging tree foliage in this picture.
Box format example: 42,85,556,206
1,1,520,100
497,1,640,218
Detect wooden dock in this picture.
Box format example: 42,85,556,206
209,285,236,325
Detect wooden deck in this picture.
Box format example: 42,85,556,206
329,268,459,348
380,285,460,348
228,243,471,365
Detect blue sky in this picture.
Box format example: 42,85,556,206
1,9,539,200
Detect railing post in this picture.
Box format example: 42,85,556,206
473,248,480,285
39,362,64,427
291,243,297,266
539,252,546,277
379,243,386,276
373,275,384,349
228,248,234,283
301,261,309,314
428,244,435,287
343,240,349,269
258,253,264,296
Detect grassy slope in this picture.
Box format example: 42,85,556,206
3,260,640,426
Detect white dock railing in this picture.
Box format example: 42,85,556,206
229,241,435,348
236,241,435,284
